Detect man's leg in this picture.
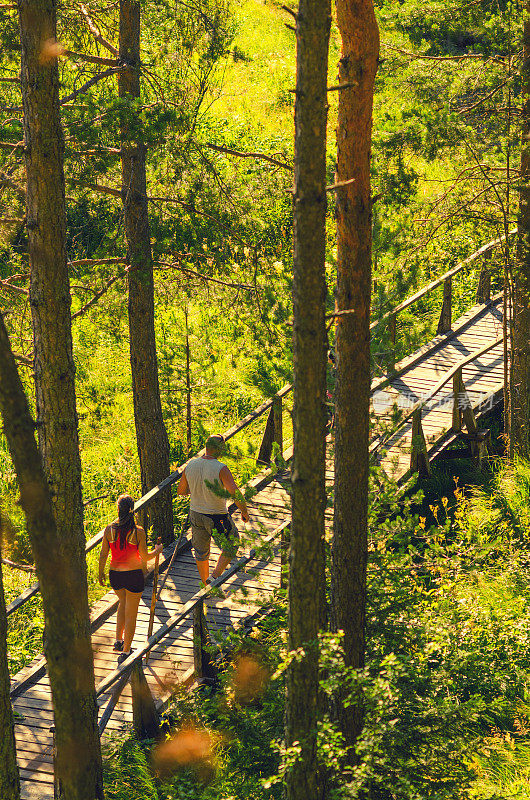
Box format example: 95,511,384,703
211,516,239,579
211,553,231,579
190,512,212,584
196,552,210,583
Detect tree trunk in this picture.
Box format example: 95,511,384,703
0,314,103,800
185,306,192,455
17,4,104,798
285,0,330,796
0,537,20,800
118,0,173,543
331,0,379,762
513,7,530,457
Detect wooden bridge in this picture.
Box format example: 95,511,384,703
8,232,512,798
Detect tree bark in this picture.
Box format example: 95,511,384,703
118,0,173,544
0,536,20,800
16,2,103,794
331,0,379,761
0,314,103,800
513,7,530,457
285,0,330,797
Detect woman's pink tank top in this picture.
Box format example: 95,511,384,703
109,529,141,566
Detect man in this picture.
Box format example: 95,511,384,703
177,434,250,586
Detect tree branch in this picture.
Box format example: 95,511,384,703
60,66,122,105
65,50,119,67
1,557,36,572
78,3,118,56
202,142,291,171
71,271,126,320
154,260,256,291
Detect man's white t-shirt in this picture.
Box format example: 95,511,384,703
185,457,228,514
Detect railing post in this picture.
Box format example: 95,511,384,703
281,525,290,590
131,660,159,740
257,394,282,465
273,394,283,454
51,725,61,800
193,598,218,686
389,312,397,345
436,276,452,334
476,252,492,304
410,407,431,478
452,367,462,432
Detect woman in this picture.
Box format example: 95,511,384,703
99,494,163,663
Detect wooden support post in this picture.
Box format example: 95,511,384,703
410,407,431,478
193,598,218,686
51,726,61,800
280,525,290,590
257,394,283,465
476,251,492,304
273,394,283,455
452,367,462,432
459,378,478,435
131,661,159,740
436,276,452,334
389,312,397,345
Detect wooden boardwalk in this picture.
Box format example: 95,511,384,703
372,296,504,480
10,288,505,797
13,472,290,800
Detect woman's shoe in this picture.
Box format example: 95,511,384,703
113,640,124,652
117,648,134,665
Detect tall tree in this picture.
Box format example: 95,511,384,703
0,533,20,800
285,0,330,797
513,6,530,457
118,0,174,544
16,2,103,796
0,313,103,800
331,0,379,760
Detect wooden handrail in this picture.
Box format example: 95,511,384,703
370,229,515,333
370,334,503,455
6,382,293,617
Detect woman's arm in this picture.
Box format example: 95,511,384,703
136,526,163,573
98,529,110,586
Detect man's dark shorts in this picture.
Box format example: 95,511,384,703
190,510,239,561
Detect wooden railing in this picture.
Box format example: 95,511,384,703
6,383,293,618
371,335,504,477
95,517,291,737
370,229,515,345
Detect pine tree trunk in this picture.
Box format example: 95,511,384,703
0,539,20,800
119,0,173,543
0,314,103,800
17,3,104,797
331,0,379,760
513,8,530,457
285,0,330,796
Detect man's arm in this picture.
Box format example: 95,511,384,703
220,465,250,522
176,470,189,496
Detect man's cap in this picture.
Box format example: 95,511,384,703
205,434,225,454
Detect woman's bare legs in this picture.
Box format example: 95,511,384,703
123,590,142,653
113,588,126,643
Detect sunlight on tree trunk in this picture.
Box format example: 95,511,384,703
0,537,20,800
0,314,103,800
285,0,330,796
331,0,379,763
118,0,174,544
16,1,104,793
513,4,530,457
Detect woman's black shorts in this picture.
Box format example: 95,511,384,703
109,569,145,593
